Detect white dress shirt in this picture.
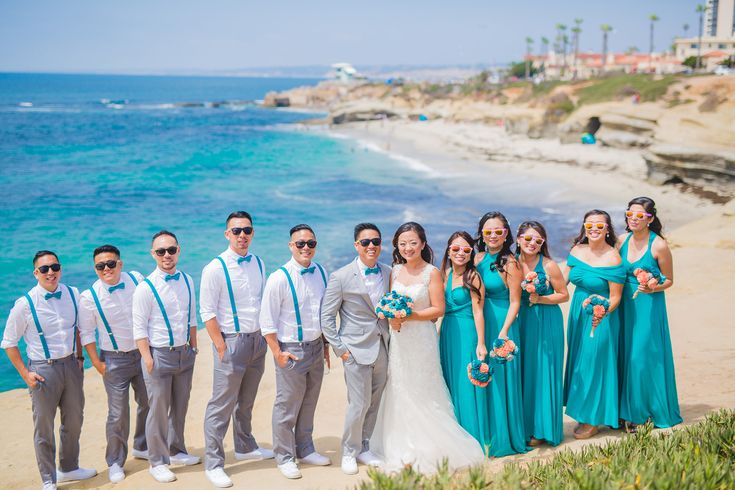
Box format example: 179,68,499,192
132,268,198,348
79,271,144,352
200,248,265,334
260,258,327,342
2,283,80,361
357,258,385,308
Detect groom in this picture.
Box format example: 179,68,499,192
321,223,390,475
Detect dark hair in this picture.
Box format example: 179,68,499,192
354,222,381,241
226,211,253,227
392,222,434,265
626,196,664,238
290,224,314,237
476,211,515,273
93,244,121,260
516,221,551,258
441,231,482,302
572,209,617,248
33,250,59,266
151,230,178,246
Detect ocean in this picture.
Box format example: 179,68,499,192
0,73,595,391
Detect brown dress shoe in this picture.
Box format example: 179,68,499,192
528,437,545,447
573,424,599,439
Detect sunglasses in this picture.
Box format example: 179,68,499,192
357,238,382,247
230,226,253,236
584,222,608,230
37,263,61,274
95,260,118,271
154,246,179,257
520,235,545,245
293,240,317,249
482,228,506,237
449,245,473,254
625,211,652,219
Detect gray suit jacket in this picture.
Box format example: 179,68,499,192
320,258,391,365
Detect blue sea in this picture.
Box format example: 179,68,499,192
0,73,598,391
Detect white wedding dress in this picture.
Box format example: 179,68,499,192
371,264,486,473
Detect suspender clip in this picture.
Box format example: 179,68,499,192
169,346,174,351
47,359,53,364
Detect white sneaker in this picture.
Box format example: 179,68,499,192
131,448,149,460
341,455,358,475
357,450,382,467
42,483,56,490
108,463,125,483
205,467,233,488
149,465,177,483
56,467,97,482
299,451,331,466
277,461,302,479
170,452,201,466
234,447,275,461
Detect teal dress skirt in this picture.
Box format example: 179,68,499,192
518,258,564,446
619,233,682,427
477,254,528,457
563,255,626,428
439,273,491,451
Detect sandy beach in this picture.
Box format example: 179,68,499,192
1,121,734,489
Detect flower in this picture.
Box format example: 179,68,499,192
592,304,606,317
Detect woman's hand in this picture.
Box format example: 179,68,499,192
529,293,540,305
476,343,488,360
389,318,404,331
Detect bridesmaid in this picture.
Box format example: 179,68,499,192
475,212,528,456
563,210,626,439
516,221,569,447
439,231,490,450
618,197,681,431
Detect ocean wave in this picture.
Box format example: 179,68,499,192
355,140,439,177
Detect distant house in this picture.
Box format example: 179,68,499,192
330,63,366,82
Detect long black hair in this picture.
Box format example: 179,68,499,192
516,221,551,258
625,196,664,238
392,222,434,265
476,211,515,272
571,209,617,248
440,231,482,301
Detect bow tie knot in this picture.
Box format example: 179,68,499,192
365,266,380,276
108,282,126,293
165,272,181,282
300,266,316,275
237,255,252,264
45,290,62,301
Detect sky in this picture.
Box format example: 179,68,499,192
0,0,703,73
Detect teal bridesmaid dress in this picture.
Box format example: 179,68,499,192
518,258,564,446
439,272,491,450
477,254,528,456
619,233,682,427
564,255,626,428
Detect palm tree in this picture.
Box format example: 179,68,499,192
683,23,690,38
649,14,660,73
600,24,613,69
572,18,583,63
557,24,568,76
696,4,706,70
525,36,534,79
540,36,550,75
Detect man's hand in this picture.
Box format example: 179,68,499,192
275,350,298,369
93,361,106,376
23,370,44,389
324,344,331,369
144,356,154,374
340,351,350,361
215,341,226,361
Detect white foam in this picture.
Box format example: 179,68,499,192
18,102,33,107
326,133,439,177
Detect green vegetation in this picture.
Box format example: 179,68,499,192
576,74,678,105
357,409,735,489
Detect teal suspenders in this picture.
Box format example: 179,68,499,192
126,272,139,286
216,255,265,334
144,272,192,348
315,264,327,287
90,286,119,351
24,285,79,362
279,263,327,342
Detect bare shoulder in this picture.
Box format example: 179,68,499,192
617,232,631,249
542,256,562,274
474,251,486,266
607,247,623,266
651,235,670,253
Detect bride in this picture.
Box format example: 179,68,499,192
371,222,486,473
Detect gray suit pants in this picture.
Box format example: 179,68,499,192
342,340,388,457
204,332,267,470
272,338,324,465
142,346,196,467
27,355,84,485
101,349,149,467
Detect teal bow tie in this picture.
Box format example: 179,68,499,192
165,272,180,282
237,255,252,264
365,266,380,275
45,290,62,301
108,282,126,293
300,266,315,275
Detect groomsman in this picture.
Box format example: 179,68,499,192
133,230,200,483
79,244,148,484
1,251,96,490
321,223,390,474
200,211,273,488
260,224,331,479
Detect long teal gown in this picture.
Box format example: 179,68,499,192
477,253,528,457
563,255,626,428
439,273,491,451
619,233,682,427
518,257,564,446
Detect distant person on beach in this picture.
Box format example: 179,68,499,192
133,230,200,483
321,223,391,475
200,211,273,488
2,250,96,490
260,224,331,479
78,245,148,484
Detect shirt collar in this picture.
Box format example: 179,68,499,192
224,247,250,262
154,267,177,278
35,283,60,295
356,258,380,272
287,257,312,272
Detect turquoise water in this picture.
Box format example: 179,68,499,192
0,73,583,391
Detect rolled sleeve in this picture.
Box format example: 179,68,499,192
1,299,28,349
78,290,98,346
259,272,283,337
132,283,152,341
199,263,219,323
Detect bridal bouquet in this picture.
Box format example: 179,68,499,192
375,290,414,319
582,294,610,338
520,271,552,306
489,338,518,364
631,267,666,299
467,359,493,388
